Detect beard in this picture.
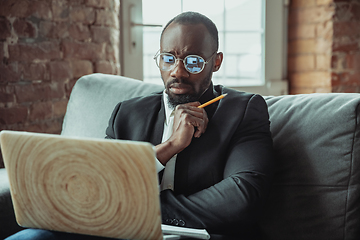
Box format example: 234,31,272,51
164,70,212,108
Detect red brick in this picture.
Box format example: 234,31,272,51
70,7,95,24
30,0,53,20
291,0,316,8
0,17,12,40
316,21,333,39
8,42,61,61
49,61,72,81
331,71,360,87
91,26,119,44
316,0,333,6
69,23,91,41
333,22,360,37
62,40,105,60
347,72,360,86
334,2,352,22
19,62,48,81
331,54,338,68
15,82,52,103
289,24,316,40
331,72,349,86
346,52,360,70
316,54,331,70
291,8,316,24
24,120,62,134
0,106,28,124
114,63,120,75
332,85,360,93
95,60,114,74
0,42,5,61
315,38,332,53
39,21,69,39
290,86,332,94
53,22,70,39
0,85,15,103
95,9,119,28
53,100,68,118
70,0,86,6
65,78,77,97
13,18,37,38
71,60,93,78
29,101,52,121
288,39,316,54
350,3,360,21
0,0,32,18
0,0,52,19
49,81,66,99
288,55,315,72
105,43,119,62
290,71,331,87
52,0,70,22
22,123,44,133
39,21,56,38
314,87,332,92
332,38,359,52
86,0,116,9
0,63,20,83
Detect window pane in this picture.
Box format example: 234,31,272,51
142,0,181,26
182,0,224,31
142,0,265,87
225,0,262,31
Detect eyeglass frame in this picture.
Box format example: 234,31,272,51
153,50,218,74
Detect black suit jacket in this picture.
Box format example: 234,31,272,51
106,84,274,237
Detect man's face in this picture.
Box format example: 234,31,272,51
160,23,217,107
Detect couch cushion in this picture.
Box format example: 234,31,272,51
260,93,360,240
61,74,164,138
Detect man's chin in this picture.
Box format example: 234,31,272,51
167,93,199,108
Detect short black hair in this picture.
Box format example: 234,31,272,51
161,11,219,51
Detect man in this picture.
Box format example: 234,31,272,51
6,11,273,240
105,11,274,238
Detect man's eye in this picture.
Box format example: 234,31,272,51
163,55,175,63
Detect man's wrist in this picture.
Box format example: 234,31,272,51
155,140,180,166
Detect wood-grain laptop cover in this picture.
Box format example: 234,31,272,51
0,130,163,240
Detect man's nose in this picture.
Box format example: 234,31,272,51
170,60,189,78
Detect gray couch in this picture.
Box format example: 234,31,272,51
1,73,359,239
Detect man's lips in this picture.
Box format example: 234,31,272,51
169,83,192,95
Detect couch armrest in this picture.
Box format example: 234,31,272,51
0,168,24,239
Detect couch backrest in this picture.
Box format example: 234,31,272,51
62,73,164,138
260,94,360,240
62,74,360,240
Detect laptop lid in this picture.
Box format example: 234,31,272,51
1,130,163,240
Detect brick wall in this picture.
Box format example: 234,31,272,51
288,0,334,94
331,0,360,92
0,0,120,136
288,0,360,94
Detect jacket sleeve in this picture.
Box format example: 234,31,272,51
160,94,274,235
105,102,121,140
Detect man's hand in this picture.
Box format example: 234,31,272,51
155,102,208,165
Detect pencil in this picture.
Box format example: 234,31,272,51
198,94,228,108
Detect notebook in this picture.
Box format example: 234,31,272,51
0,130,210,240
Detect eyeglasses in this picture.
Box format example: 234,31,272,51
153,50,217,74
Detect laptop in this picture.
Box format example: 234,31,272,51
0,130,210,240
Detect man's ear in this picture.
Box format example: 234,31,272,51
213,52,223,72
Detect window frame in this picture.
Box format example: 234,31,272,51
230,0,289,95
120,0,289,95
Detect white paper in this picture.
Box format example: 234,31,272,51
161,224,210,239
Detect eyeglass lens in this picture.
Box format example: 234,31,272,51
157,54,205,73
